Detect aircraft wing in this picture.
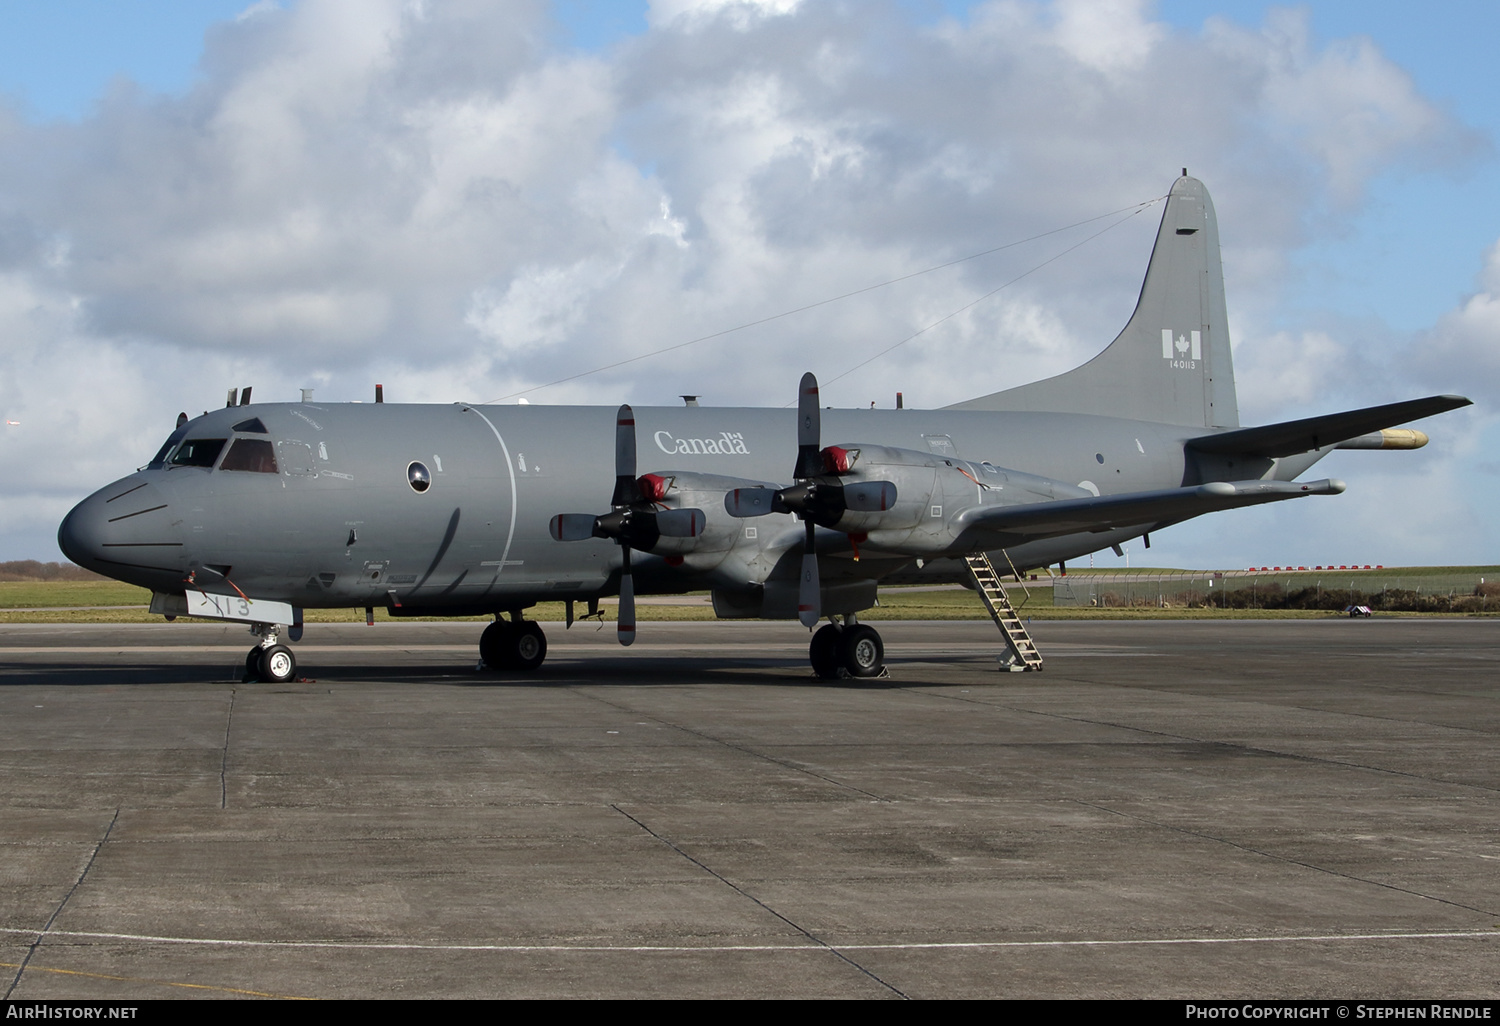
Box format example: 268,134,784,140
956,478,1345,541
1186,395,1471,458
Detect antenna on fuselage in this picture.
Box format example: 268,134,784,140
225,388,238,408
375,384,384,403
239,386,252,405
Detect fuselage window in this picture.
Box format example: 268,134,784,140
408,461,431,492
231,417,268,434
168,438,227,468
220,438,279,473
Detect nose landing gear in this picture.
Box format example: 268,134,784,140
243,623,298,683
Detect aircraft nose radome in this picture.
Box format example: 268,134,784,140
58,492,108,569
58,479,178,575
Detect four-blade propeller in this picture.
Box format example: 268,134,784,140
549,405,705,645
723,372,897,628
551,378,898,640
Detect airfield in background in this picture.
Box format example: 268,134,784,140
2,561,1494,625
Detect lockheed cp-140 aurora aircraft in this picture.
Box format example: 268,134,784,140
59,175,1471,683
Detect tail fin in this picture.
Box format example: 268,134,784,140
947,174,1239,428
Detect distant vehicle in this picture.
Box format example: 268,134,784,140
59,174,1469,682
1346,606,1374,617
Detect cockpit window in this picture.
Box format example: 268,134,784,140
169,438,227,468
219,438,279,473
148,427,188,469
231,417,268,434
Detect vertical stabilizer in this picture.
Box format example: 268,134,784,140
947,175,1239,428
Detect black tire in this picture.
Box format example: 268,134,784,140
257,644,297,684
809,624,841,679
479,621,514,670
840,624,884,678
512,621,548,671
245,647,262,680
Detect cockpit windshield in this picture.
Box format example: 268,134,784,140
148,427,188,469
150,420,282,473
168,438,227,468
219,438,278,473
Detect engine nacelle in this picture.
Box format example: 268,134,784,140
817,444,934,533
839,444,1094,556
635,470,784,559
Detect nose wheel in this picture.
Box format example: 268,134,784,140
809,620,885,680
480,617,548,671
243,623,298,683
244,642,298,683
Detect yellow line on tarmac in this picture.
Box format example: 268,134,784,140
0,960,312,1000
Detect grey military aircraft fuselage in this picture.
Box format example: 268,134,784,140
57,174,1472,682
64,401,1209,609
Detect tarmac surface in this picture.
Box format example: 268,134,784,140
0,617,1496,1000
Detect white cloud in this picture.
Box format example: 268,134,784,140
1205,8,1462,204
1423,239,1500,398
1051,0,1163,75
1234,329,1351,413
648,0,802,32
0,0,1486,567
466,257,618,353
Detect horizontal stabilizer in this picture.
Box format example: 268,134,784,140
958,478,1345,541
1188,395,1471,458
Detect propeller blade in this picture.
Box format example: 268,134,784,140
794,372,822,479
724,487,778,517
617,546,636,646
550,513,599,542
655,508,706,537
842,480,898,512
611,404,638,507
798,519,820,628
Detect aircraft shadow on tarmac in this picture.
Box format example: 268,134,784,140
0,653,992,690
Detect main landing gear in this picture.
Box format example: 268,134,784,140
809,615,886,680
479,614,548,671
243,623,297,683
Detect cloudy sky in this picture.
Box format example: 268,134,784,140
0,0,1494,570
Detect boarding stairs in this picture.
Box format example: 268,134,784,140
964,553,1044,672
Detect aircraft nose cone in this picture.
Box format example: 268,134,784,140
59,478,183,586
58,492,109,570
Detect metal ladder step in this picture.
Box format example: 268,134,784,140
965,553,1044,671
